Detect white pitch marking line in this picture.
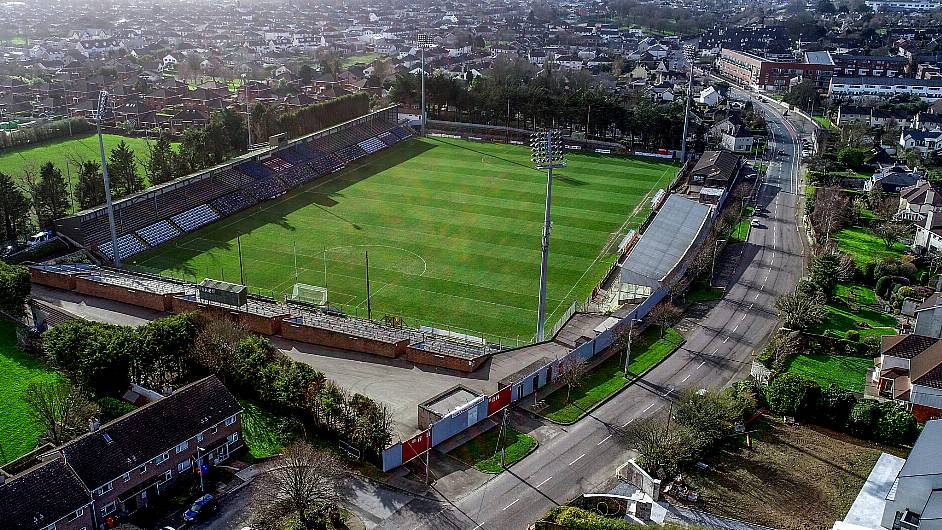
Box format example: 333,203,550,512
503,499,520,511
697,361,706,369
535,477,552,488
570,453,586,466
681,374,691,383
598,435,612,446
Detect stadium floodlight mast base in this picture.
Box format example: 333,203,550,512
97,90,121,267
531,130,565,342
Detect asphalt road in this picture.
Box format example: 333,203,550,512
376,97,806,529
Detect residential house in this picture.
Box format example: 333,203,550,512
687,149,742,205
865,165,922,193
721,124,754,153
698,86,723,106
914,293,942,338
899,180,942,222
914,209,942,253
868,334,942,422
0,459,95,530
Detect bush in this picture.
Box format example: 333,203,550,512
815,385,857,427
862,261,878,284
900,262,918,280
846,398,880,437
845,329,860,342
0,259,30,316
98,397,137,422
874,402,918,445
875,275,893,297
918,271,929,285
766,373,821,418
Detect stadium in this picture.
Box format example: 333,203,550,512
54,105,676,344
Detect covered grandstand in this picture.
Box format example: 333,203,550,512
54,105,410,260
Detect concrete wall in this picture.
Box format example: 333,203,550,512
280,319,406,358
74,276,176,311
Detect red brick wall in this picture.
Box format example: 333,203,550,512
74,277,174,311
912,403,942,423
30,268,77,290
280,320,406,357
405,347,486,373
170,297,283,335
49,504,95,530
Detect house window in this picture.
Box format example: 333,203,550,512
43,524,55,530
157,470,172,484
197,432,204,442
95,482,113,496
227,432,240,444
139,464,147,475
66,508,84,522
178,459,192,473
225,414,237,426
176,440,189,453
155,452,169,465
102,502,116,516
210,425,218,435
122,472,130,483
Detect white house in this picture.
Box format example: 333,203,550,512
698,86,723,106
161,53,179,70
721,125,754,153
900,128,942,155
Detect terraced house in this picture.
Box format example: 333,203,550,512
0,376,243,529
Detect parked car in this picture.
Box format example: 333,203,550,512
27,230,53,247
751,218,761,228
182,494,218,523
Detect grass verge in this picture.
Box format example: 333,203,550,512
448,425,537,473
686,282,724,303
730,205,755,243
541,327,684,423
240,399,302,462
0,319,61,465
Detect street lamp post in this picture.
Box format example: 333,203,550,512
623,318,642,378
531,130,565,341
242,73,252,148
96,91,121,267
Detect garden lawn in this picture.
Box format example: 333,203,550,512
785,352,872,392
730,205,755,243
541,327,684,423
240,400,299,461
129,137,675,342
0,319,61,465
835,283,878,307
0,133,172,213
448,425,537,473
813,298,897,339
834,227,906,267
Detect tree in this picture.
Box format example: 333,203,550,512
189,316,249,381
673,388,744,453
75,160,104,210
620,416,698,477
32,161,69,227
299,64,313,85
0,260,30,316
873,401,917,444
875,221,906,249
23,378,99,446
252,443,348,529
649,303,681,337
144,135,175,186
782,80,820,112
765,372,821,418
108,140,144,196
0,171,32,242
836,147,866,169
317,49,343,83
817,0,836,12
758,330,798,370
809,249,843,299
811,187,850,242
559,355,589,404
775,287,826,331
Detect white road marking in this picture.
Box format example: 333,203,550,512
597,435,612,446
741,313,746,320
643,404,653,413
681,374,691,383
535,477,552,488
754,292,760,300
711,348,718,355
661,387,673,397
623,418,634,427
569,453,586,466
723,336,730,343
732,323,739,332
503,499,520,511
697,361,706,369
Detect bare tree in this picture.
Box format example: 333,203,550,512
875,221,906,249
649,302,681,337
811,187,851,243
619,416,697,477
23,379,99,446
559,355,589,404
252,443,348,529
775,287,826,331
189,314,249,380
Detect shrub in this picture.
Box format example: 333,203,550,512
0,259,30,316
900,262,918,280
815,385,857,427
846,398,880,437
874,402,918,445
918,271,929,285
875,275,893,297
98,397,137,422
766,373,821,418
845,329,860,342
862,261,878,283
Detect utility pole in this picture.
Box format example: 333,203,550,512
237,235,245,285
365,250,372,321
96,91,120,267
531,130,566,341
680,45,695,162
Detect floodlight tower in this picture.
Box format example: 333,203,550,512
680,44,696,162
416,32,432,134
531,130,566,342
96,90,121,267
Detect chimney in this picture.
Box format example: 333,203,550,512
88,418,100,433
929,190,936,205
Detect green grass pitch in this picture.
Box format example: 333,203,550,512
128,137,676,342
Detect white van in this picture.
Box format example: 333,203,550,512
27,231,53,247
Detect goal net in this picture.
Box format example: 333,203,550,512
290,283,328,306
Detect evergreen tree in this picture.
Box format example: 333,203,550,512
145,135,176,185
33,162,70,228
75,160,105,210
108,140,144,196
0,171,32,242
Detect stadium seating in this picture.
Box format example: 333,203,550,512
335,144,368,163
136,220,182,247
97,234,147,260
392,126,413,140
358,137,386,154
263,157,293,173
238,161,274,180
114,201,158,233
280,144,315,164
211,190,256,216
378,131,399,146
171,204,220,232
245,177,289,201
215,167,253,188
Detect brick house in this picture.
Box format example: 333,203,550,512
0,376,243,529
0,459,96,530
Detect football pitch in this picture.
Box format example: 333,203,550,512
128,137,676,342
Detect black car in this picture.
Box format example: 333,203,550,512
182,494,218,523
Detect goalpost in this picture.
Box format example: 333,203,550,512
289,283,328,306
